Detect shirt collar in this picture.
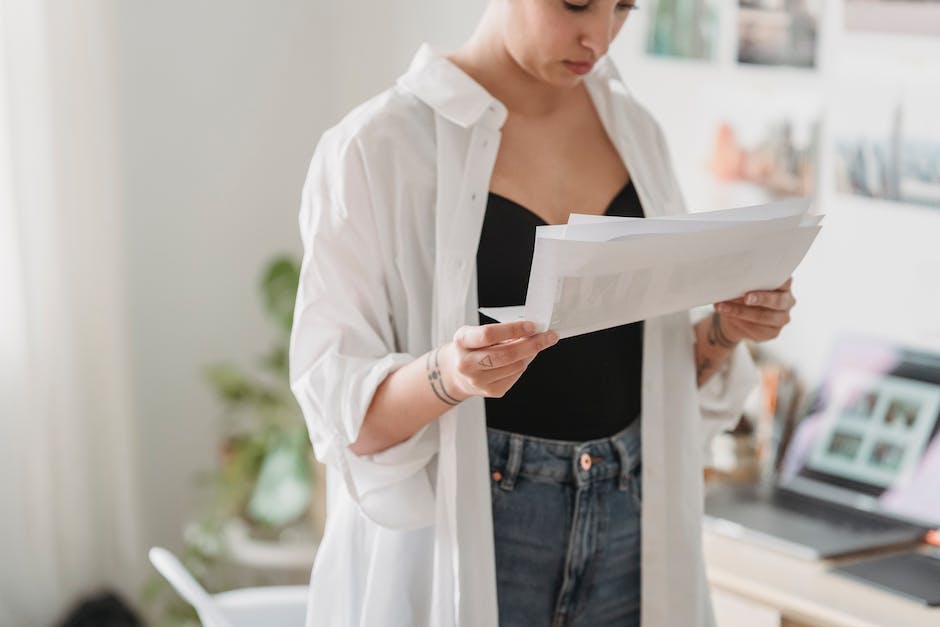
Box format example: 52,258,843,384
396,42,619,130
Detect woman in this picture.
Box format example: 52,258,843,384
289,1,796,626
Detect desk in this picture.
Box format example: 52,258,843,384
702,530,940,627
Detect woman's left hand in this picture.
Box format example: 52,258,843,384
714,277,796,344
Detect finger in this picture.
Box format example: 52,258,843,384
727,320,783,342
722,277,794,307
716,303,790,326
480,362,534,397
718,295,748,306
739,290,796,311
464,331,557,370
468,358,532,392
455,320,537,350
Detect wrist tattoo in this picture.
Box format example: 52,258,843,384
709,312,737,349
426,347,461,406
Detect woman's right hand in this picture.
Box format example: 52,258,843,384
440,321,559,401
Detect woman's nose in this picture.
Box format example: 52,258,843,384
579,14,616,59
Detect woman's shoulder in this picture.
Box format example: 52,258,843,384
304,85,437,217
317,85,435,165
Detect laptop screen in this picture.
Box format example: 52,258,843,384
778,336,940,528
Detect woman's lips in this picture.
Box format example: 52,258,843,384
563,60,594,75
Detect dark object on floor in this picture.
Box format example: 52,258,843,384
57,591,143,627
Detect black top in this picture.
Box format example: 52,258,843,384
476,180,645,441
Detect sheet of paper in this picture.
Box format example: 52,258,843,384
566,197,812,225
478,199,823,339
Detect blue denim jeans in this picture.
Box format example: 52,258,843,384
487,418,642,627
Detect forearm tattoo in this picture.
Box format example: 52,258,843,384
707,312,737,349
426,347,461,406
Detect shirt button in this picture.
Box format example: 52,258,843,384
471,192,477,201
580,453,592,471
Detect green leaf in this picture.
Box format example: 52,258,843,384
260,256,300,335
204,364,252,402
144,254,312,625
259,344,289,378
246,433,312,527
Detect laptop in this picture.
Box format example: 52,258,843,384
705,336,940,559
832,548,940,606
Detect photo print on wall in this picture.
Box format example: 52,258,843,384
709,116,819,199
645,0,721,60
737,0,820,68
845,0,940,37
833,88,940,210
675,87,820,211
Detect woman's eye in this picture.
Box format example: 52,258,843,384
564,1,638,12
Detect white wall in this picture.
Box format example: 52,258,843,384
610,4,940,387
113,0,483,561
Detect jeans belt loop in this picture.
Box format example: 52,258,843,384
612,435,632,492
500,433,524,491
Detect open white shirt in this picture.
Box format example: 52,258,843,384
289,42,758,627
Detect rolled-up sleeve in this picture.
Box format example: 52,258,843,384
691,308,760,467
289,129,437,530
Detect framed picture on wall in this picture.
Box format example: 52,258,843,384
665,85,821,212
705,89,821,206
845,0,940,37
833,87,940,210
737,0,820,68
645,0,721,60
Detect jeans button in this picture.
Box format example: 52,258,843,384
580,453,592,471
492,471,503,481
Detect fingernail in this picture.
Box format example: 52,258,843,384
523,322,535,334
747,294,757,305
717,303,729,312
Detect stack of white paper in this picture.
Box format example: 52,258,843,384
479,198,823,339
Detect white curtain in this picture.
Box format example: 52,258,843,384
0,1,145,625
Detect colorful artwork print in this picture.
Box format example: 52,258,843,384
845,389,879,419
884,397,921,428
709,116,819,198
845,0,940,37
834,92,940,210
827,431,864,460
869,441,906,470
737,0,820,68
645,0,720,60
805,371,940,488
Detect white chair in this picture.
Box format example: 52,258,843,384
149,547,308,627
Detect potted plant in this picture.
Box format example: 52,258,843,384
143,254,322,626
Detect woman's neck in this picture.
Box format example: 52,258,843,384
447,8,581,119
